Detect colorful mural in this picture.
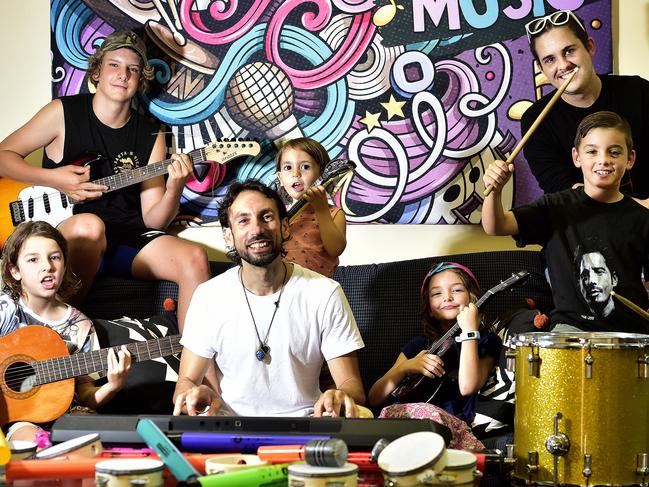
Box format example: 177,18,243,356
50,0,612,225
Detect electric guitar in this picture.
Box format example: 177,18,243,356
0,139,261,246
390,270,530,403
0,325,182,425
287,158,356,223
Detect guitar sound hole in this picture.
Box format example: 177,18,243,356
5,361,37,393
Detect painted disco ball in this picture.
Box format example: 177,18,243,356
224,62,294,133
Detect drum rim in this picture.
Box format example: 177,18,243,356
9,440,37,453
442,450,477,471
512,331,649,349
381,452,445,477
288,462,358,477
95,459,164,475
35,433,101,459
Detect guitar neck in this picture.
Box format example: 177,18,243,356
34,335,182,386
97,148,210,193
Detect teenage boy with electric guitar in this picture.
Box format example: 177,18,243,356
0,31,209,331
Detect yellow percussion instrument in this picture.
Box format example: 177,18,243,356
512,332,649,486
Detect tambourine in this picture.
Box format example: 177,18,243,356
9,440,37,460
95,458,164,487
429,449,481,485
288,462,359,487
377,431,447,486
35,433,102,460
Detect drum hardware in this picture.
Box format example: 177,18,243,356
582,453,592,484
506,349,516,373
546,413,570,487
637,453,649,477
527,344,540,377
526,451,539,476
584,344,593,379
638,352,649,378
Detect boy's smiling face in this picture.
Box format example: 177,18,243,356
572,127,635,198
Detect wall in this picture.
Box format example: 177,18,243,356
1,1,647,264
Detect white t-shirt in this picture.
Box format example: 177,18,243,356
181,264,364,416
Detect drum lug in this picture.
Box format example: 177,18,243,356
583,453,592,481
637,453,649,477
506,349,516,373
526,450,539,475
527,345,540,377
638,355,649,378
584,348,593,379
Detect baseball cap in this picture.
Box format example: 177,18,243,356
420,262,481,298
96,31,148,65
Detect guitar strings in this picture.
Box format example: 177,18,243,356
1,339,181,389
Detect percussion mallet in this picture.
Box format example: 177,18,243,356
484,67,579,197
611,290,649,322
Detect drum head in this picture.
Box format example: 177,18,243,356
288,462,358,478
205,454,268,474
35,433,101,459
95,459,164,475
377,431,446,476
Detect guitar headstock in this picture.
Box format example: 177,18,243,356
321,159,356,189
204,140,261,164
490,270,530,294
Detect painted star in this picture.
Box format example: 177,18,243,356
360,111,381,132
380,95,406,120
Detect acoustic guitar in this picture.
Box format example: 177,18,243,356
390,270,530,403
0,139,261,246
0,325,182,425
287,158,356,223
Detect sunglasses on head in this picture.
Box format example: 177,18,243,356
525,10,586,42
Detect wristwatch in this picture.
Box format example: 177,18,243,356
455,330,481,342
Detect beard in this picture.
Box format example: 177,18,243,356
236,235,283,267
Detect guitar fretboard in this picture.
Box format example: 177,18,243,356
34,335,182,386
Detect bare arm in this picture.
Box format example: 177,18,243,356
140,132,193,229
482,159,519,236
172,347,221,416
367,350,446,407
0,99,105,201
455,304,495,395
76,346,131,409
305,186,347,257
314,352,365,418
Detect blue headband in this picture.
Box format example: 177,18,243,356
421,262,481,297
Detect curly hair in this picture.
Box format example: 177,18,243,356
217,179,289,264
87,31,155,94
1,221,80,302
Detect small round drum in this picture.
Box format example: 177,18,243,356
429,449,480,485
95,459,164,487
205,454,269,474
288,462,358,487
512,332,649,486
9,440,37,460
377,431,447,486
35,432,102,460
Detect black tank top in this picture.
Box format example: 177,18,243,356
42,93,158,226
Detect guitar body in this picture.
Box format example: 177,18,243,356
0,326,74,425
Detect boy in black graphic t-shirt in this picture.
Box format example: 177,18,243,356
482,111,649,333
0,31,209,332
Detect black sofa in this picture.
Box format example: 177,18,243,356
85,249,551,393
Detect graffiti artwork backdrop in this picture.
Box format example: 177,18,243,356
50,0,612,225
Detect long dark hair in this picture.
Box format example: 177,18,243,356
1,221,80,302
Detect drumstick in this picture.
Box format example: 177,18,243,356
611,291,649,322
483,67,579,197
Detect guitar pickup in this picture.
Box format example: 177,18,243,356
9,200,25,226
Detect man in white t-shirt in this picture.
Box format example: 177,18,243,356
173,179,366,417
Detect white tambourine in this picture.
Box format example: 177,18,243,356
35,432,102,460
377,431,447,486
95,458,164,487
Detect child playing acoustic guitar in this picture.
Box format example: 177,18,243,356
368,262,501,428
0,221,131,442
276,138,347,278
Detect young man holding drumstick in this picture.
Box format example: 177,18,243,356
519,10,649,202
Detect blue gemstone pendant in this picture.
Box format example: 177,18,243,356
256,345,270,361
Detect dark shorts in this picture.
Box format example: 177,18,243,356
98,221,167,278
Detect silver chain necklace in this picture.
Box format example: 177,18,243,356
240,263,288,361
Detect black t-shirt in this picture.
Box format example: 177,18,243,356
521,75,649,198
513,187,649,333
42,93,158,227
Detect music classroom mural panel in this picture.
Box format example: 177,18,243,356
50,0,612,225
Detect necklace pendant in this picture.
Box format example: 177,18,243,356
256,344,270,361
